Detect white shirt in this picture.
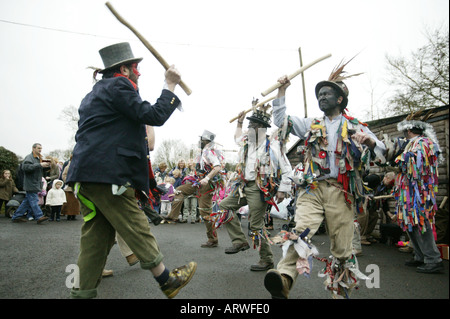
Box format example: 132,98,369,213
272,96,386,179
236,130,292,193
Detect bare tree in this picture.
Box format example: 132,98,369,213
59,105,79,149
153,139,193,169
385,25,449,115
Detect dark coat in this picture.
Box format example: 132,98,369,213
67,76,180,193
20,153,44,192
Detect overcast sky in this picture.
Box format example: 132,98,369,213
0,0,448,160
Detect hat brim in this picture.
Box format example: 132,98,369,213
99,57,143,73
246,116,271,128
315,81,348,108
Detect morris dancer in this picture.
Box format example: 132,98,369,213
264,60,386,299
67,42,196,299
165,130,225,248
394,111,444,274
215,105,292,271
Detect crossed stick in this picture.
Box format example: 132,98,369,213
229,95,276,123
229,53,331,123
105,2,192,95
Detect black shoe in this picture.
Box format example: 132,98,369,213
416,262,444,274
264,269,291,299
225,243,250,254
405,259,424,267
250,261,274,271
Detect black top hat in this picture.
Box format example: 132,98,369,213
98,42,143,73
246,109,271,128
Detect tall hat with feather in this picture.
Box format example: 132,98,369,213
315,56,363,110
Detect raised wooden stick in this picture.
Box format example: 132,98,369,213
229,95,276,123
105,2,192,95
261,53,332,97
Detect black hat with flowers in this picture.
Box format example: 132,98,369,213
246,109,271,128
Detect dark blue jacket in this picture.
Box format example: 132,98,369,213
67,76,180,192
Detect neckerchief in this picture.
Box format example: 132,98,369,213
114,73,138,90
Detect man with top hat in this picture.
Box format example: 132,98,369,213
165,130,225,249
66,42,196,299
263,60,386,299
215,104,293,271
394,111,444,274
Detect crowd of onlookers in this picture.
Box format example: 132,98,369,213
0,155,80,221
2,155,447,259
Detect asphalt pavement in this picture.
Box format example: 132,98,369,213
0,214,448,303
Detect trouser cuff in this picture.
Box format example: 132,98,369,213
70,288,97,299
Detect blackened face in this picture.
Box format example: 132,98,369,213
317,86,341,114
199,138,210,149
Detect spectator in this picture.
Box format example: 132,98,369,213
154,163,168,185
46,179,66,221
0,169,19,215
160,176,175,217
169,159,188,179
61,158,80,221
11,143,50,224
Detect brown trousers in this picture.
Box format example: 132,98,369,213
277,179,355,281
167,181,217,243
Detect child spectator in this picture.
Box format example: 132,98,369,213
0,169,19,215
46,179,66,221
172,169,183,188
160,176,175,217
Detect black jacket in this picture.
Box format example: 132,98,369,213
67,76,180,192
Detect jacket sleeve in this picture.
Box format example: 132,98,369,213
112,77,180,126
21,155,41,173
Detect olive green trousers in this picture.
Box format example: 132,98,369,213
70,183,163,298
219,181,273,263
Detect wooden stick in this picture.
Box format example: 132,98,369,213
105,2,192,96
229,95,276,123
440,196,448,209
372,195,394,200
261,53,332,97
